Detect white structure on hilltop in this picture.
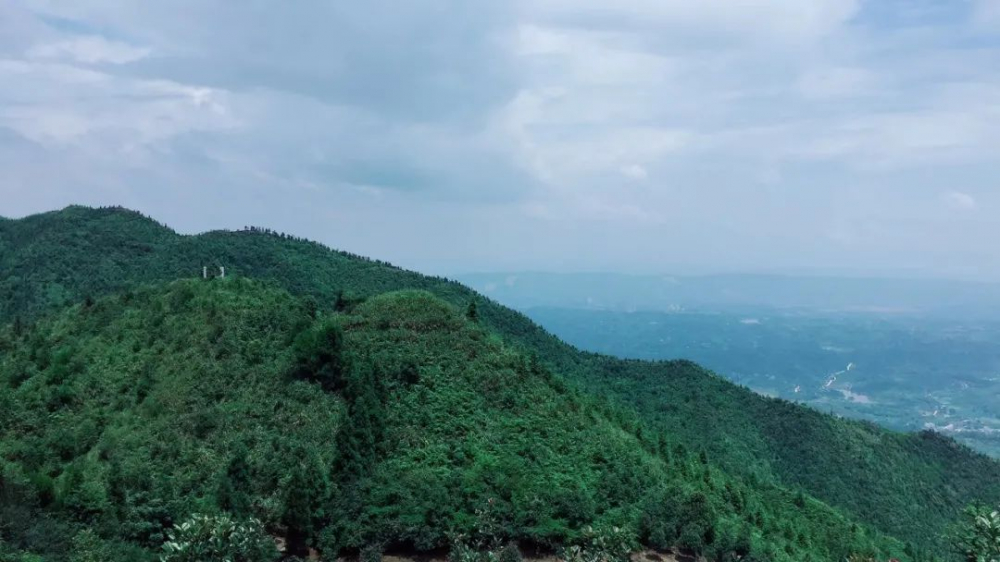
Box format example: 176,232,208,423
202,266,226,279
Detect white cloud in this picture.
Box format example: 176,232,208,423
0,59,236,152
974,0,1000,28
792,102,1000,168
2,0,1000,277
526,0,861,43
797,67,879,100
27,36,149,64
943,191,978,211
620,164,648,180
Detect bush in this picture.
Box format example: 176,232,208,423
68,530,106,562
360,543,384,562
449,540,482,562
160,513,278,562
448,540,521,562
950,504,1000,562
498,542,522,562
560,525,635,562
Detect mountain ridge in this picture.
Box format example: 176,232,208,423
1,278,908,561
2,205,999,558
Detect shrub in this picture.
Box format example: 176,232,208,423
498,542,522,562
160,513,278,562
951,504,1000,562
360,543,384,562
560,525,635,562
68,530,106,562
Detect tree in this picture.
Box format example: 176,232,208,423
303,296,318,319
291,319,348,391
466,300,478,322
335,362,385,481
951,504,1000,562
677,492,717,553
217,444,252,516
794,491,806,509
282,454,330,556
69,529,106,562
325,362,387,556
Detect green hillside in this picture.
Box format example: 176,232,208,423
3,206,999,558
1,279,905,561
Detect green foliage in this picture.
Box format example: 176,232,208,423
447,503,521,562
335,362,386,482
68,529,106,562
0,280,340,560
951,504,1000,562
290,319,348,391
1,206,997,560
281,451,330,553
450,540,522,562
560,525,635,562
360,542,384,562
217,444,253,517
159,513,278,562
0,282,914,560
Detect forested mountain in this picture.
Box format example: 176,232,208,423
0,279,905,561
2,206,1000,561
523,307,1000,458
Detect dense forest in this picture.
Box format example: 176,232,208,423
2,206,999,561
0,279,909,561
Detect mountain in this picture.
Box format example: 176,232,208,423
522,307,1000,458
2,206,1000,560
0,279,903,561
455,272,1000,317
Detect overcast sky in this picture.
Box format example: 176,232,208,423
1,1,999,278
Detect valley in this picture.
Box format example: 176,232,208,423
521,307,1000,458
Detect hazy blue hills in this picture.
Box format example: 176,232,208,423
456,271,1000,318
524,307,1000,458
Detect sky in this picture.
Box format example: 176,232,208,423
1,1,999,279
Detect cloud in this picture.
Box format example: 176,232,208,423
974,0,1000,28
791,104,1000,168
943,191,978,211
620,164,648,180
2,0,1000,277
22,1,519,122
27,36,149,64
526,0,861,43
796,67,879,100
0,59,235,151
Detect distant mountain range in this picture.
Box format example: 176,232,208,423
523,306,1000,458
456,271,1000,317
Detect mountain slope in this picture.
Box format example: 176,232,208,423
2,206,999,555
0,279,906,561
